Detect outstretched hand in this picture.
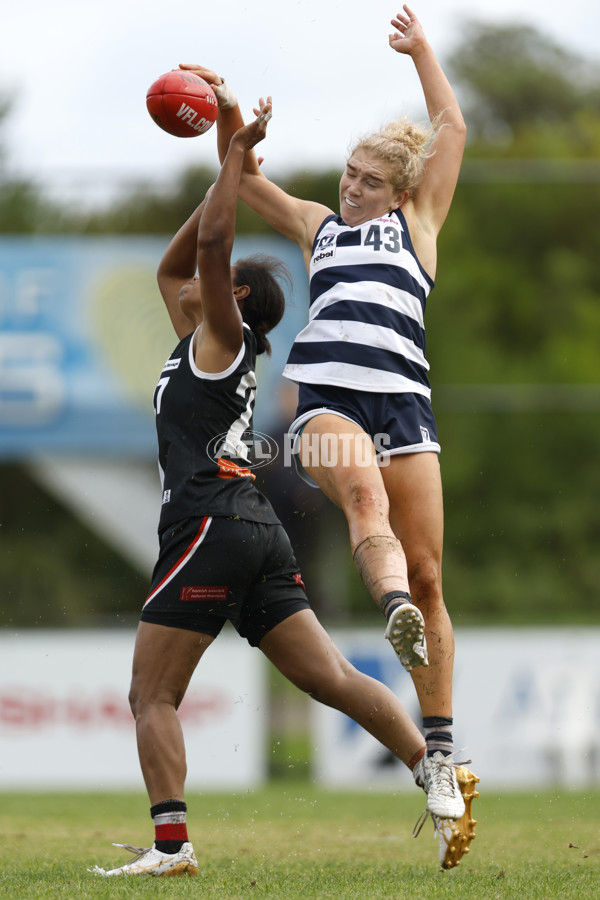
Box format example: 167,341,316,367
231,97,272,152
178,63,222,86
389,5,427,55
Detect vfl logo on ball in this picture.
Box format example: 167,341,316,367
206,431,279,469
175,103,214,134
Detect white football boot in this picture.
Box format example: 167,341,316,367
414,765,480,869
89,841,198,877
413,751,466,819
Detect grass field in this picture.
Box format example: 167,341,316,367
0,783,598,899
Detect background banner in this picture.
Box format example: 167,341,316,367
0,630,266,789
313,627,600,790
0,236,306,457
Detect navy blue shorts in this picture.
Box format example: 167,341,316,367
141,516,311,647
288,383,440,488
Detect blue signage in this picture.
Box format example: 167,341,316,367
0,236,307,458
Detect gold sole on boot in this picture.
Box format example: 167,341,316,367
440,766,480,870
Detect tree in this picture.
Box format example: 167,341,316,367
446,21,600,141
0,93,70,233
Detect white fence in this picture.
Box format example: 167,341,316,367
0,630,266,790
1,628,599,790
313,628,600,790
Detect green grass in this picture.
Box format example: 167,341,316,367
0,784,598,898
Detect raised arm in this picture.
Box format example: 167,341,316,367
156,191,212,339
193,98,273,362
389,5,466,235
179,64,331,262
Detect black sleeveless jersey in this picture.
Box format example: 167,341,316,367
153,325,280,533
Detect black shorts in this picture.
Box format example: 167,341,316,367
140,516,311,647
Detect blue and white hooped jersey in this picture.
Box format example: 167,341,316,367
283,209,435,396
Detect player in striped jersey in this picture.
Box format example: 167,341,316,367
92,98,450,878
181,5,478,846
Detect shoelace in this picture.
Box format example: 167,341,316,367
414,749,473,835
112,842,151,862
415,748,471,783
425,749,472,793
88,842,152,875
431,748,472,768
412,807,456,839
412,807,432,838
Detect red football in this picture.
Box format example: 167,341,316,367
146,70,218,138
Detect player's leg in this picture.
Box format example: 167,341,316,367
91,621,212,877
260,608,478,867
298,413,427,670
129,621,215,803
381,452,452,718
381,451,468,818
259,608,425,767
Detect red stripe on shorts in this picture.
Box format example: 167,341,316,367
143,516,212,608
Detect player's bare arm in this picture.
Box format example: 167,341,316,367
180,64,331,265
156,196,209,340
390,6,466,238
194,99,272,368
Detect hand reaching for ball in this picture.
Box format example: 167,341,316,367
231,97,272,152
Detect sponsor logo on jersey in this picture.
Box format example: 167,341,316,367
162,358,181,372
313,249,335,263
313,232,337,264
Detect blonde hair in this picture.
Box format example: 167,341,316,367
349,115,442,196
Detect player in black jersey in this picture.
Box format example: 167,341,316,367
92,98,431,878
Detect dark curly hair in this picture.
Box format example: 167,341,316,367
233,254,290,355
